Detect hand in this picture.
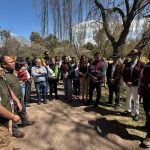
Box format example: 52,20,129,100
127,82,132,87
82,74,85,77
12,114,20,123
109,79,115,84
17,102,22,112
92,76,97,82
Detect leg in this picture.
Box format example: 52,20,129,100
41,82,47,103
85,78,89,99
54,79,58,98
125,85,132,113
81,78,85,99
63,78,68,99
88,80,95,103
95,82,102,106
114,82,120,106
0,125,13,150
142,91,150,147
108,83,114,104
132,86,140,116
67,79,73,101
35,83,42,104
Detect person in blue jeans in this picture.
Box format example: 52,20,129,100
32,58,48,105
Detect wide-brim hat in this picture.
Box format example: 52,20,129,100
111,53,120,58
16,57,27,65
128,49,140,56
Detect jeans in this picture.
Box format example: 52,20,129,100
143,91,150,137
25,80,31,104
63,78,72,100
73,79,80,96
17,82,27,124
35,81,47,101
108,82,120,105
48,79,58,97
89,80,102,105
19,82,26,113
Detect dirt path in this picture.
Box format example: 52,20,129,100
13,84,148,150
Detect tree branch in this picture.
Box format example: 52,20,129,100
124,0,130,15
95,0,116,46
136,2,150,15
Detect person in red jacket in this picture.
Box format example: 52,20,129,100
122,49,145,121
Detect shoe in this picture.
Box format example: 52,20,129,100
105,101,113,105
22,120,35,127
43,100,47,104
37,101,41,105
26,104,31,107
114,105,119,110
94,103,99,108
12,131,25,138
143,137,150,148
68,99,72,103
85,100,93,106
55,95,58,99
121,111,131,116
133,115,139,121
136,125,147,132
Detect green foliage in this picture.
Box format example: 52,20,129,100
0,29,11,41
83,42,96,50
30,32,44,45
44,34,58,56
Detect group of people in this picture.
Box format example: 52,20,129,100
0,49,150,149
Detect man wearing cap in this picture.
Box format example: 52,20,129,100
122,49,144,121
138,51,150,148
106,53,124,109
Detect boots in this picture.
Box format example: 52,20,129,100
12,130,25,138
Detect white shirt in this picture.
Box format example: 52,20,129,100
130,59,137,75
111,64,116,78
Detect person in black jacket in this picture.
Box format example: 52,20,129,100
106,53,124,109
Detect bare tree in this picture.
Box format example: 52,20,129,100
93,0,150,54
33,0,150,54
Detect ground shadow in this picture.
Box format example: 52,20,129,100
88,117,143,142
54,94,85,107
84,105,120,116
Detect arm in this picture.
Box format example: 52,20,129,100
31,67,43,77
0,105,20,123
114,64,125,82
98,63,106,81
9,88,22,112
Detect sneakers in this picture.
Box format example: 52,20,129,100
22,120,35,127
12,131,25,138
143,137,150,148
133,115,139,121
121,111,131,116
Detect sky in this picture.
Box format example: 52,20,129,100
0,0,47,40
